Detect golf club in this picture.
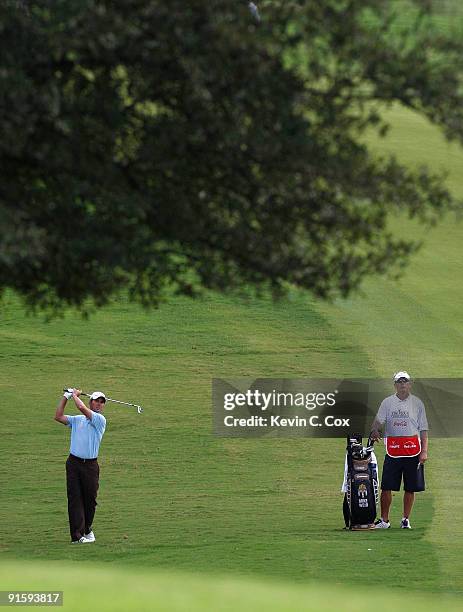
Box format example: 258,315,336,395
64,388,143,414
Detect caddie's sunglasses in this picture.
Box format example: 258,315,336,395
395,378,409,383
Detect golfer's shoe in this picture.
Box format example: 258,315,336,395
84,531,95,542
374,518,390,529
400,518,412,529
71,536,92,544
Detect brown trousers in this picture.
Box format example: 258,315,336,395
66,454,100,541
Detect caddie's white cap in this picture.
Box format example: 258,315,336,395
90,391,106,401
393,371,411,382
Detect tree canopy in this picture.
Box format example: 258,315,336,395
1,0,462,313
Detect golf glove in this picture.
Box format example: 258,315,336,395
63,388,74,400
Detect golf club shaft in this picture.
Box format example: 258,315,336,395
63,389,143,413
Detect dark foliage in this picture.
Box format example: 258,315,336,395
1,0,462,313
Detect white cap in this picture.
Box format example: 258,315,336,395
90,391,106,401
393,371,411,382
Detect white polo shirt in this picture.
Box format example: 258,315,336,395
375,393,428,437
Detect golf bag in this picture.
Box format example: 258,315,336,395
342,434,379,530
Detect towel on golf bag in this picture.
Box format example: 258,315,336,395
341,450,377,493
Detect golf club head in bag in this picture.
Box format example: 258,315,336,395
343,434,378,530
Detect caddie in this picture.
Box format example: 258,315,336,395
55,388,107,543
370,371,428,529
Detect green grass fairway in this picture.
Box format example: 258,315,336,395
2,560,463,612
2,41,463,612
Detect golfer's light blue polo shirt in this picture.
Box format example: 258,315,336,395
66,412,106,459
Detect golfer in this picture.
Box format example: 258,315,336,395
55,388,107,543
371,371,428,529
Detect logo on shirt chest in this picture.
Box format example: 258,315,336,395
391,409,409,418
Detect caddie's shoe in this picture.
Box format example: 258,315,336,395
374,518,390,529
71,536,92,544
400,518,411,529
84,531,95,542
